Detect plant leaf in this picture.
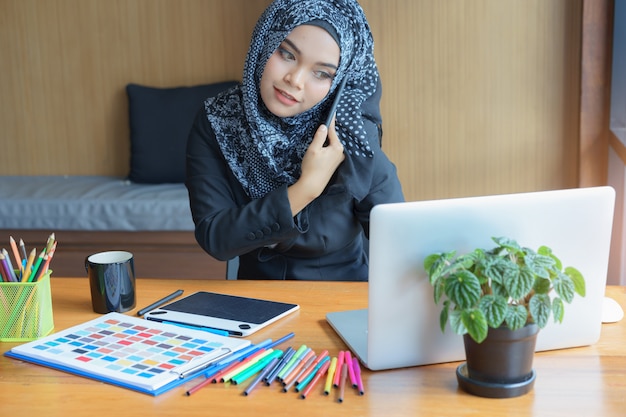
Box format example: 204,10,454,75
552,297,565,323
539,245,563,271
493,236,522,254
505,304,528,330
553,272,575,303
461,309,488,343
433,279,445,304
424,252,454,285
454,252,479,270
423,253,440,280
444,271,481,310
529,293,552,328
490,280,508,299
425,237,586,340
449,309,467,335
537,245,552,256
439,300,450,332
479,255,506,285
565,266,586,297
524,252,555,279
504,264,534,300
478,294,507,328
533,277,551,294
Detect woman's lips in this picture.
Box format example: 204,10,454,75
274,87,299,106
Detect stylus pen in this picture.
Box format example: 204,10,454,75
136,289,184,316
159,320,230,337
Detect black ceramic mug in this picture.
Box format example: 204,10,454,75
85,251,136,314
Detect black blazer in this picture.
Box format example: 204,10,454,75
186,109,404,280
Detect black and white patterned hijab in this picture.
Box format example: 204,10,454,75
205,0,380,199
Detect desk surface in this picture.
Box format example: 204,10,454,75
1,278,625,417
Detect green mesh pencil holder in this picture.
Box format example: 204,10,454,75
0,270,54,341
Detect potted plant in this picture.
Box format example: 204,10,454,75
423,236,586,398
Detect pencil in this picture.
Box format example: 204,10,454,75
186,375,213,396
232,350,282,385
243,356,280,396
35,241,56,281
281,349,314,387
1,249,18,282
265,347,295,385
283,354,316,392
220,349,269,382
185,360,234,396
352,357,364,395
300,359,331,399
18,239,27,264
44,233,56,254
277,345,307,381
0,253,12,282
27,248,45,282
345,350,357,387
207,346,262,384
333,350,345,387
9,237,22,271
265,332,295,350
338,362,348,403
324,356,338,395
22,248,36,282
209,359,243,384
229,349,279,385
295,349,328,386
296,356,330,393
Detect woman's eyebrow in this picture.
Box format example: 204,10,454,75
283,38,301,56
282,38,339,70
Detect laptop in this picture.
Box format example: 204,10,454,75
326,186,616,370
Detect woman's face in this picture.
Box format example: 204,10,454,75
260,24,340,118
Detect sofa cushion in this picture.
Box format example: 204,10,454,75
126,81,238,184
0,176,195,231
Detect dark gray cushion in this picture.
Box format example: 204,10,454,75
126,81,239,183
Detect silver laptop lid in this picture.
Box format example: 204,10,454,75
364,186,615,370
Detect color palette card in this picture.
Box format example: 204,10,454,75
5,312,250,395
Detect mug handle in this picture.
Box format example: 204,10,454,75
85,256,90,273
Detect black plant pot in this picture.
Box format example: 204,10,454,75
456,324,539,398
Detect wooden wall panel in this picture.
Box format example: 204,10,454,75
361,0,582,200
0,0,583,202
0,0,272,177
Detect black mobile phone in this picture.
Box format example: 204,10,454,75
324,76,348,127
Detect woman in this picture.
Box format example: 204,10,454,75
186,0,404,280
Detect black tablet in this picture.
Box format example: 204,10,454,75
144,291,299,336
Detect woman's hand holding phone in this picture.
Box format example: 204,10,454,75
287,77,348,216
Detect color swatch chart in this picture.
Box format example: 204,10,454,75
6,312,250,394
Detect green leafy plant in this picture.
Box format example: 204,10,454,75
423,237,586,344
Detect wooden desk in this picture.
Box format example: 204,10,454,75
2,279,625,416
